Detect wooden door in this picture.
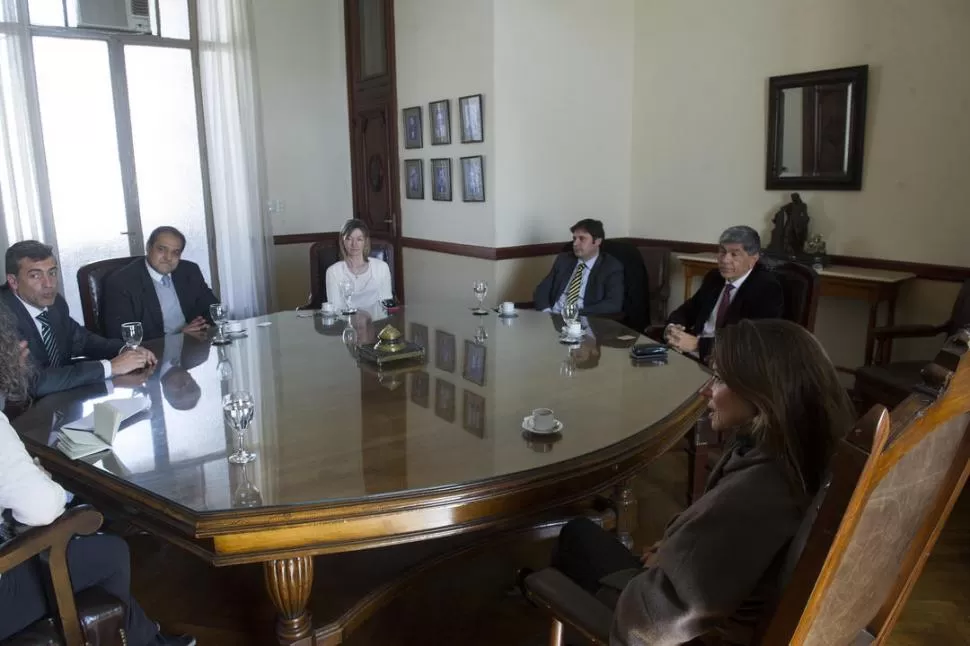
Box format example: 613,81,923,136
345,0,403,297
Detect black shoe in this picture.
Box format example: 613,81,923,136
155,634,196,646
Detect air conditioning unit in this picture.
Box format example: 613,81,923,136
76,0,151,33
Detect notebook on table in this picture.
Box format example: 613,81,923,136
55,396,150,460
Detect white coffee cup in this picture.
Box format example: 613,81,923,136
566,321,582,338
226,320,243,334
532,408,555,432
320,302,336,315
500,301,515,315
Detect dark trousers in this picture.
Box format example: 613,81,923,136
552,517,642,594
0,533,158,646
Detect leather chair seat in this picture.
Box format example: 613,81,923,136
1,587,126,646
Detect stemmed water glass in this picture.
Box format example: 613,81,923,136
231,463,263,508
223,390,256,464
338,278,356,314
210,303,229,343
120,321,143,351
472,280,488,314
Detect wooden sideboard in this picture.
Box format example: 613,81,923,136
676,253,916,366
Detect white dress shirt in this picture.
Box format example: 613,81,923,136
700,267,754,338
16,294,111,379
0,412,68,529
548,253,599,314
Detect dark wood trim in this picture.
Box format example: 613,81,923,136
272,232,339,246
274,233,970,283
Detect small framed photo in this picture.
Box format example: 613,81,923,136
462,390,486,438
462,339,486,386
429,99,451,145
430,158,452,201
403,106,423,149
435,330,456,373
435,378,456,423
410,371,429,408
404,159,424,199
461,155,485,202
458,94,484,143
410,323,429,353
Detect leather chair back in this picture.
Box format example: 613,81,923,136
306,238,395,309
770,261,820,331
636,246,671,325
76,256,141,335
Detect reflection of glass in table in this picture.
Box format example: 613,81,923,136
13,305,710,644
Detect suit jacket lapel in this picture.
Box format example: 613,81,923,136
138,264,165,335
556,256,578,301
171,264,194,321
696,275,725,332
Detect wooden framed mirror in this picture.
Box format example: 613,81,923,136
765,65,869,190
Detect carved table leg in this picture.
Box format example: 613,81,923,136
613,479,638,550
264,556,314,644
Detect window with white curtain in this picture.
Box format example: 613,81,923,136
0,0,213,321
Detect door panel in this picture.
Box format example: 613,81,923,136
353,106,393,238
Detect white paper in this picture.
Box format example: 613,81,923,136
60,396,150,432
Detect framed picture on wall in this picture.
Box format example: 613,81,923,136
403,106,423,149
430,158,452,201
458,94,484,143
460,155,485,202
403,159,424,199
429,99,451,145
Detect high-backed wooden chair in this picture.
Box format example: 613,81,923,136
300,238,395,310
76,256,140,335
0,506,127,646
636,246,671,326
855,279,970,410
524,328,970,646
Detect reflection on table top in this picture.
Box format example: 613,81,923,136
14,305,711,514
676,252,915,283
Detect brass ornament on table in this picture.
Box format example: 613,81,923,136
374,325,406,353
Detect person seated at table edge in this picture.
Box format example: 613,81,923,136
546,319,856,646
664,225,783,361
325,218,393,313
533,218,624,316
0,307,195,646
102,225,218,342
1,241,156,398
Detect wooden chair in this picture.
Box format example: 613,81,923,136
0,506,127,646
76,256,140,335
855,279,970,410
300,238,396,310
523,328,970,646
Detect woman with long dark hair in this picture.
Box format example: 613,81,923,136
550,319,856,646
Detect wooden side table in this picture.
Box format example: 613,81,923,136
676,253,915,366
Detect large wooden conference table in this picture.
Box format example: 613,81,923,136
13,304,710,644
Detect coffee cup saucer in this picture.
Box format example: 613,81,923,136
492,307,518,318
522,415,563,435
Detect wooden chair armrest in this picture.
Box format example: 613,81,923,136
523,568,612,645
872,323,946,340
0,505,104,646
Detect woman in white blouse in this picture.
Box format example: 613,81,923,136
325,219,393,313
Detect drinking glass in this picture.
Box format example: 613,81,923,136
562,302,579,327
472,280,488,314
223,390,256,464
338,278,356,314
120,321,143,351
210,303,228,341
231,463,263,508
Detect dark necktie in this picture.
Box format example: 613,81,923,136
565,263,586,306
714,283,735,329
36,310,61,367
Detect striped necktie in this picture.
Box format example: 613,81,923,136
565,262,587,306
36,310,61,367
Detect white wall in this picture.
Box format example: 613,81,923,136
252,0,352,236
394,0,495,247
629,0,970,266
492,0,634,247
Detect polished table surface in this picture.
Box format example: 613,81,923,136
15,304,711,519
14,304,711,643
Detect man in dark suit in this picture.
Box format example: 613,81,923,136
665,226,783,361
102,226,218,342
533,219,625,316
2,241,156,398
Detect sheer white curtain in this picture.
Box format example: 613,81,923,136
197,0,275,318
0,0,46,250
